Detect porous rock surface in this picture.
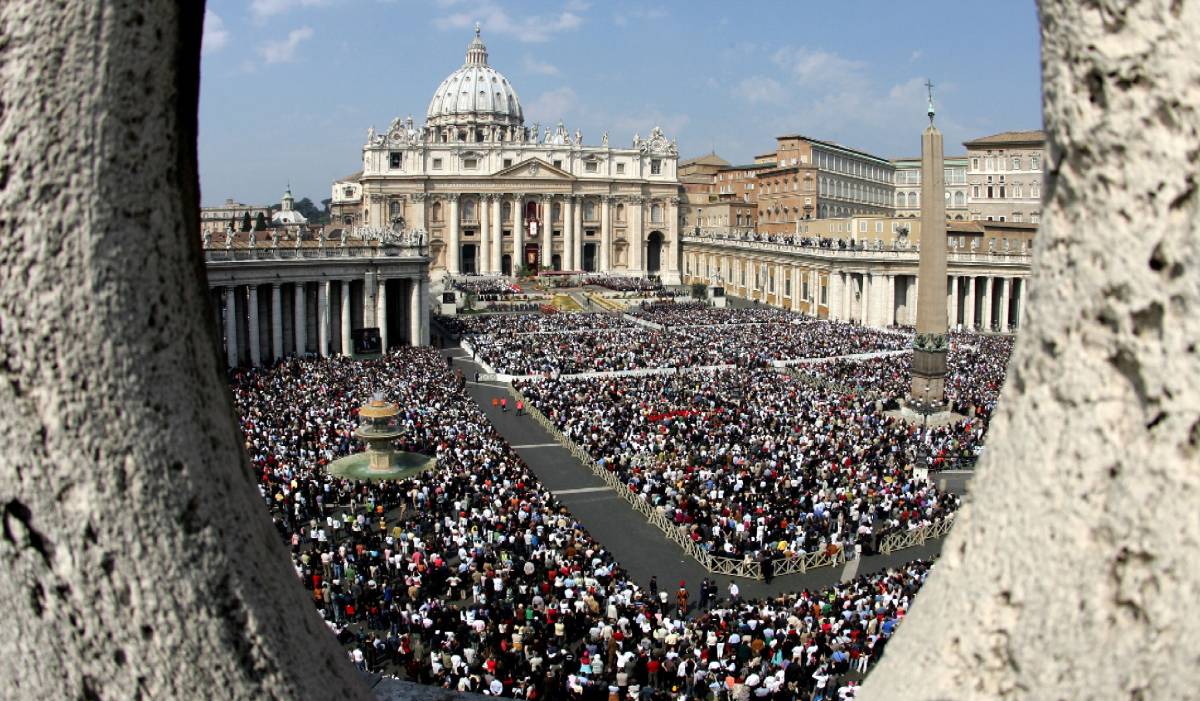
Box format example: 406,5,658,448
863,1,1200,698
0,2,367,698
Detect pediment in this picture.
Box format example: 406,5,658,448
494,158,576,180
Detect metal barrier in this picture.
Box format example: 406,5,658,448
879,516,957,554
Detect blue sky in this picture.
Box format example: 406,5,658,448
199,0,1042,207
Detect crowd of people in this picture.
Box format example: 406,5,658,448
583,275,664,292
453,277,523,296
229,349,937,699
439,311,639,337
517,369,964,562
458,319,910,377
631,303,799,328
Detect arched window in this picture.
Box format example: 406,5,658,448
615,204,624,222
955,191,966,207
584,200,595,220
462,199,476,222
907,192,918,208
552,203,561,221
896,192,905,207
388,201,401,219
502,201,511,220
431,201,443,222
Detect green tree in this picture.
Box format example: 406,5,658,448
254,212,267,231
240,211,251,232
691,281,708,300
293,197,324,223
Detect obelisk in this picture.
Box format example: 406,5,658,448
910,81,949,408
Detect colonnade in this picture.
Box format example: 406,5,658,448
682,247,1027,332
214,275,429,368
400,191,679,279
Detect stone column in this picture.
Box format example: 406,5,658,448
885,274,896,326
810,268,819,311
513,194,524,273
666,196,680,283
573,195,584,271
948,275,958,329
412,193,427,233
998,276,1011,331
963,276,975,329
340,280,352,356
562,195,575,271
270,283,283,361
828,271,841,320
1012,278,1023,330
792,266,803,312
409,278,421,347
600,195,611,271
908,276,919,325
447,194,461,274
419,277,431,345
492,194,503,273
861,273,872,325
318,280,330,357
293,282,306,356
247,285,261,367
981,276,994,331
478,195,490,274
630,197,644,274
224,285,238,367
541,194,553,269
376,278,388,351
842,272,852,322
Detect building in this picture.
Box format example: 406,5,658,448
681,215,1033,332
754,135,895,233
332,27,683,282
679,154,759,236
200,198,273,235
964,130,1045,223
892,155,969,220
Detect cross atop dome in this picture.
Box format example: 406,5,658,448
466,23,488,66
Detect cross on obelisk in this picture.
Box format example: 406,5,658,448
909,79,949,409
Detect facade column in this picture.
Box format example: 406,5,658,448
948,275,958,329
513,194,525,274
478,195,491,274
792,266,803,312
419,277,430,345
362,272,375,328
885,274,896,327
827,271,840,319
963,276,975,329
630,197,644,274
981,276,994,331
666,197,680,283
998,277,1011,331
1012,278,1023,330
224,286,238,367
247,285,261,367
318,281,330,357
340,280,353,356
842,273,852,322
908,276,919,326
573,195,584,272
562,195,575,271
600,195,611,272
412,193,427,233
861,273,872,325
409,278,421,347
810,268,819,312
447,194,461,275
293,282,306,356
541,194,553,269
492,193,503,274
376,278,388,351
270,283,283,361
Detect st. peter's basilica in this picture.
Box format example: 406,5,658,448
330,26,683,283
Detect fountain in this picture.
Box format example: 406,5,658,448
326,392,436,481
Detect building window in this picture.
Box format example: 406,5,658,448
389,152,402,169
552,203,561,221
1031,182,1041,198
651,159,662,175
343,187,355,197
972,185,980,198
585,161,597,173
432,158,443,170
503,158,512,168
463,158,478,170
1012,156,1022,170
431,202,442,222
1032,155,1041,170
553,160,563,169
616,163,625,175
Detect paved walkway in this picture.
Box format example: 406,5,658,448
441,343,969,600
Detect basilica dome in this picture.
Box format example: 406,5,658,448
425,27,524,130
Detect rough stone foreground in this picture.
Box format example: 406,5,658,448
863,1,1200,698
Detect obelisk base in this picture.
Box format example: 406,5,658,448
910,347,948,408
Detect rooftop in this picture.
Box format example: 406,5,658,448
776,134,893,165
680,153,730,167
963,130,1046,147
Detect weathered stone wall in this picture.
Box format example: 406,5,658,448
0,2,367,698
863,1,1200,698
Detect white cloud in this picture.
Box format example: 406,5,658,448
772,46,867,90
523,55,561,76
250,0,332,23
910,49,923,63
613,5,667,27
259,26,314,64
734,76,784,105
202,10,229,54
434,1,584,43
525,87,579,123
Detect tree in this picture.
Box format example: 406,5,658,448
690,282,707,300
0,3,367,698
293,197,323,224
253,212,267,231
240,211,251,232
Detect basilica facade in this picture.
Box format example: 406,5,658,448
331,28,683,283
